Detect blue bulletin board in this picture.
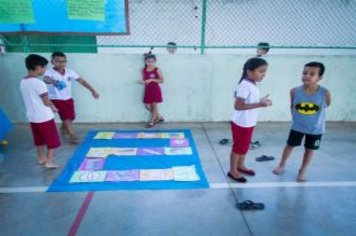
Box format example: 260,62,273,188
0,0,128,34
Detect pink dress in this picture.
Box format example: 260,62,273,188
142,67,163,103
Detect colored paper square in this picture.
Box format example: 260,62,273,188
106,170,140,182
0,0,35,24
112,148,138,156
93,132,115,139
137,132,162,139
67,0,105,21
78,158,105,171
86,147,112,158
69,171,107,183
164,147,193,155
137,147,165,156
113,132,138,139
170,138,189,147
161,132,185,139
140,169,174,181
173,166,200,181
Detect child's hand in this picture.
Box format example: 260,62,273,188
145,79,153,84
260,94,272,107
92,91,100,99
51,105,58,113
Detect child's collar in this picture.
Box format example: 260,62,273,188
244,78,257,85
53,67,66,75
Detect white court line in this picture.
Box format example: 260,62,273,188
0,187,48,193
1,181,356,193
210,181,356,189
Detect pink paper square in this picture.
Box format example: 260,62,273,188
78,158,105,171
170,138,189,147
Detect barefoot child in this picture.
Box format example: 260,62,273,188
20,54,61,168
273,62,331,182
228,57,272,183
43,52,99,144
141,53,165,128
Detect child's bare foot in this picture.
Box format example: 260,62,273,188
69,135,80,144
45,162,60,169
37,156,46,165
296,169,306,182
273,166,284,175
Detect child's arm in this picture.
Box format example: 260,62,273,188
325,89,331,107
76,78,100,99
154,69,164,83
40,94,58,113
234,95,271,110
43,76,55,84
290,88,296,110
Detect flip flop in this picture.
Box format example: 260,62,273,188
236,200,265,210
219,138,232,145
145,122,155,128
255,155,275,162
249,140,261,150
227,172,247,183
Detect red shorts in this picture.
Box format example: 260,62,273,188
51,99,75,121
231,122,254,155
30,119,61,149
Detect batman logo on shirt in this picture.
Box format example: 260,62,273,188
295,102,320,115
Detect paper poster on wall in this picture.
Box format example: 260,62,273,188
0,0,128,34
67,0,105,21
0,0,34,24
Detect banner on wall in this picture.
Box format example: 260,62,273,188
0,0,128,34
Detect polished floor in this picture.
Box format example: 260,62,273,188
0,122,355,236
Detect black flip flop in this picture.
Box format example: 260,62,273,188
249,140,261,150
236,200,265,210
255,155,275,162
219,138,231,145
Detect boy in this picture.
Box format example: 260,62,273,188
273,62,331,182
166,42,177,54
256,42,270,57
20,54,61,168
43,52,99,144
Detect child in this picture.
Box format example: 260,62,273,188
20,54,61,168
43,52,99,144
273,62,331,182
228,57,272,183
166,42,177,54
141,53,164,128
256,42,270,57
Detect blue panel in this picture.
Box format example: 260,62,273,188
48,129,210,192
0,0,127,34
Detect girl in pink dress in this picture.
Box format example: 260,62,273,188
141,54,165,128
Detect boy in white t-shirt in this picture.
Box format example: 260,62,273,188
20,54,61,168
43,52,99,144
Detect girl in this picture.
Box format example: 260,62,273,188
228,57,272,183
141,54,164,128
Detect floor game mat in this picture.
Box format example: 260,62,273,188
48,129,209,192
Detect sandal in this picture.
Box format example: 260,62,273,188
219,138,232,145
256,155,275,162
249,140,261,150
145,122,155,128
236,200,265,210
156,117,165,123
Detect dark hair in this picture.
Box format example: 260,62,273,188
304,61,325,76
257,42,270,53
238,57,268,84
25,54,48,70
167,42,177,48
51,51,66,59
144,53,156,62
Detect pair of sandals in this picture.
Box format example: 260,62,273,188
236,200,265,210
145,117,165,128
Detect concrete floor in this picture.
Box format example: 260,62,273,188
0,122,356,236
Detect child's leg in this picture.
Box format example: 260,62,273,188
36,145,46,165
44,148,59,168
150,103,159,123
144,103,152,113
63,120,79,142
228,152,244,178
273,144,294,175
297,148,314,181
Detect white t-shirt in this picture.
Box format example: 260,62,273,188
231,79,260,127
44,68,80,100
20,77,54,123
